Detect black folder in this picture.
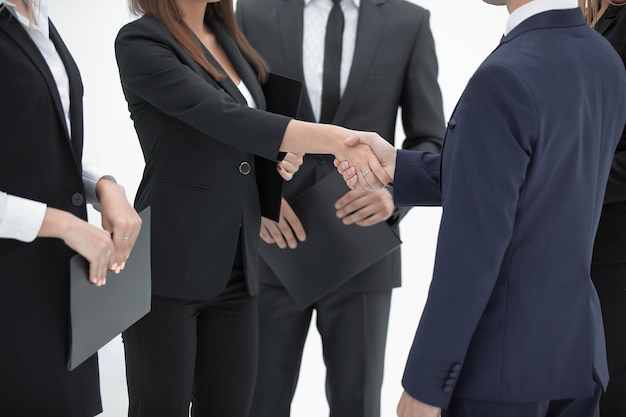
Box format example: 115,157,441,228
258,174,402,308
262,72,303,118
68,207,152,371
257,72,304,221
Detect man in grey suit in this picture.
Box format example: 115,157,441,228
236,1,445,416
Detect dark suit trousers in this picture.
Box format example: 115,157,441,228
249,283,392,417
443,379,602,417
122,244,258,417
591,263,626,417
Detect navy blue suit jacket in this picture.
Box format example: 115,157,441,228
393,9,626,408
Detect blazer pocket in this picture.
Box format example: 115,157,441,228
158,178,209,191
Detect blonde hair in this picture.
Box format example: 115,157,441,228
579,0,626,26
1,0,40,24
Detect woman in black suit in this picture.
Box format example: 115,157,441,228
115,0,386,415
0,1,142,416
580,1,626,415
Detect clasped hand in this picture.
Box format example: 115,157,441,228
332,131,397,191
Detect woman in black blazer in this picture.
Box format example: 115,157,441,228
115,0,387,415
581,1,626,415
0,1,141,416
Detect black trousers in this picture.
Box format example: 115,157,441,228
591,263,626,417
443,378,602,417
249,283,392,417
122,248,258,417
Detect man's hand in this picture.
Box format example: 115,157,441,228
397,391,441,417
335,188,395,226
260,198,306,249
334,132,397,190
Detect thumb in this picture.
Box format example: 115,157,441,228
343,135,363,147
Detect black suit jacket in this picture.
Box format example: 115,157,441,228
0,9,101,415
237,0,445,295
592,4,626,264
115,14,294,299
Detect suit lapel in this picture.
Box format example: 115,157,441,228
333,0,385,124
0,10,81,167
49,20,83,166
278,0,314,120
208,18,266,109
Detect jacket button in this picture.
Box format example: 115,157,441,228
71,192,85,207
317,156,328,165
239,162,251,175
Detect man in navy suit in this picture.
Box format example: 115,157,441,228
337,0,626,416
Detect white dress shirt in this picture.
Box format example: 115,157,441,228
505,0,578,35
0,0,108,242
237,80,258,109
303,0,359,122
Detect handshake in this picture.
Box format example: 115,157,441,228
279,122,399,191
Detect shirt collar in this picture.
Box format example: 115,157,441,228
304,0,361,8
1,0,49,37
504,0,577,35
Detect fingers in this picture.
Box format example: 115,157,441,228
108,211,142,274
91,244,112,287
260,218,297,249
335,189,395,226
335,160,359,189
339,132,397,186
259,200,306,249
97,180,142,274
68,219,113,286
277,152,304,181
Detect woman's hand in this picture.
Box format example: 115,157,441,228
96,179,142,274
39,208,113,286
277,152,304,181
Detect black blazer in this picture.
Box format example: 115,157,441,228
237,0,445,294
0,8,101,415
115,14,293,299
592,4,626,264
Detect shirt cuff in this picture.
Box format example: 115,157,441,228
0,194,47,242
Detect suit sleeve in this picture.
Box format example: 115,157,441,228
114,19,290,162
401,63,536,409
603,127,626,203
399,9,445,154
389,9,445,220
392,149,441,206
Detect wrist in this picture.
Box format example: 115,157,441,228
96,178,125,203
39,207,74,240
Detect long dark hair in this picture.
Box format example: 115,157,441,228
129,0,269,82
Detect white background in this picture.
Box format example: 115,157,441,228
41,1,524,415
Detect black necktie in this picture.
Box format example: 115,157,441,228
320,0,344,123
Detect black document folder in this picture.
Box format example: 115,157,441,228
263,72,303,118
258,174,402,308
257,72,304,221
68,207,151,371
